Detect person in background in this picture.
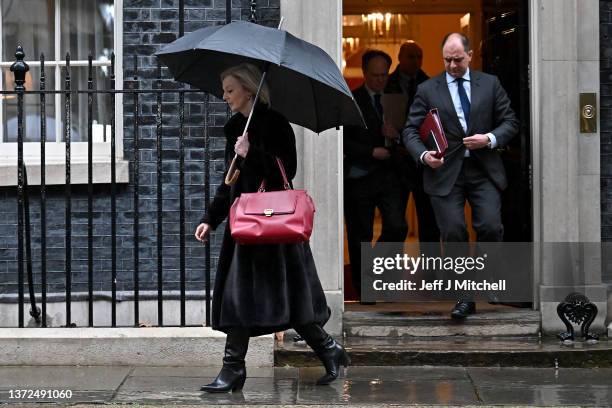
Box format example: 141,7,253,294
386,40,440,247
343,50,408,303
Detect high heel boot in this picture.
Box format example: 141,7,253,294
295,323,351,385
200,330,249,392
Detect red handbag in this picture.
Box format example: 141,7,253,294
229,158,315,244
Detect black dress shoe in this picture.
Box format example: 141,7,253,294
450,301,476,319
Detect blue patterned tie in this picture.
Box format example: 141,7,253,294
456,77,470,129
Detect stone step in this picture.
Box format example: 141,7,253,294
343,308,541,337
275,336,612,368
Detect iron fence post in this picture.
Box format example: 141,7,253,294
64,52,73,327
10,45,29,328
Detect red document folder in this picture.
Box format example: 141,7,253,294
419,108,448,159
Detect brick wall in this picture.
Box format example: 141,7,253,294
0,0,281,295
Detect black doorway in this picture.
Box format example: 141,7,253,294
482,0,532,242
341,0,534,303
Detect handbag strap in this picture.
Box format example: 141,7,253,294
258,157,291,192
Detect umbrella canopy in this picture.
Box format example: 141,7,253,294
155,20,365,133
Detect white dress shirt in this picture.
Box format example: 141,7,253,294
446,69,497,157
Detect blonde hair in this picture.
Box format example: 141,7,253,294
220,63,270,106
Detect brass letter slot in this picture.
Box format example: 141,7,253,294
579,93,597,133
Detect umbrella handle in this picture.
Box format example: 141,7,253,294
224,154,240,185
224,46,273,186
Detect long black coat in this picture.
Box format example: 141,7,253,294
200,105,330,336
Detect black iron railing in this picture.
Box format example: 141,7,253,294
5,46,213,329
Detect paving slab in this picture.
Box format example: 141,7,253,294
295,371,479,405
0,366,130,390
114,377,298,405
468,367,612,406
118,375,211,392
299,366,469,382
0,365,610,406
130,366,298,379
467,367,612,386
476,385,612,406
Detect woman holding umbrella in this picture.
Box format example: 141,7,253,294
194,63,350,393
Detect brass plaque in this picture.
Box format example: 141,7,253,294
579,93,597,133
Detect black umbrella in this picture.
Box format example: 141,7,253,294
156,20,364,133
156,20,365,184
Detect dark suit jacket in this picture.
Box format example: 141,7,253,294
385,67,430,112
385,68,430,189
343,85,389,177
402,70,519,196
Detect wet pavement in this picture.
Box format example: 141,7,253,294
1,365,611,406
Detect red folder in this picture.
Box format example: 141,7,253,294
419,108,448,159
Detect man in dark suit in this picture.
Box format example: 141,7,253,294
386,41,430,113
402,33,519,319
344,50,408,302
385,41,440,245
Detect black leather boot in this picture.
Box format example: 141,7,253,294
295,323,350,385
201,330,249,393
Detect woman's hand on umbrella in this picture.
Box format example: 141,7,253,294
235,132,250,158
195,223,210,244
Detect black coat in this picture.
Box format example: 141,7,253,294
343,85,389,177
200,105,330,336
385,68,431,189
385,67,430,113
344,85,412,188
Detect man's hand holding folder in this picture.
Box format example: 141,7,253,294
422,150,444,168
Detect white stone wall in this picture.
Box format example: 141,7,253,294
531,0,607,333
280,0,344,337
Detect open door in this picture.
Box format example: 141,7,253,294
342,0,532,305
